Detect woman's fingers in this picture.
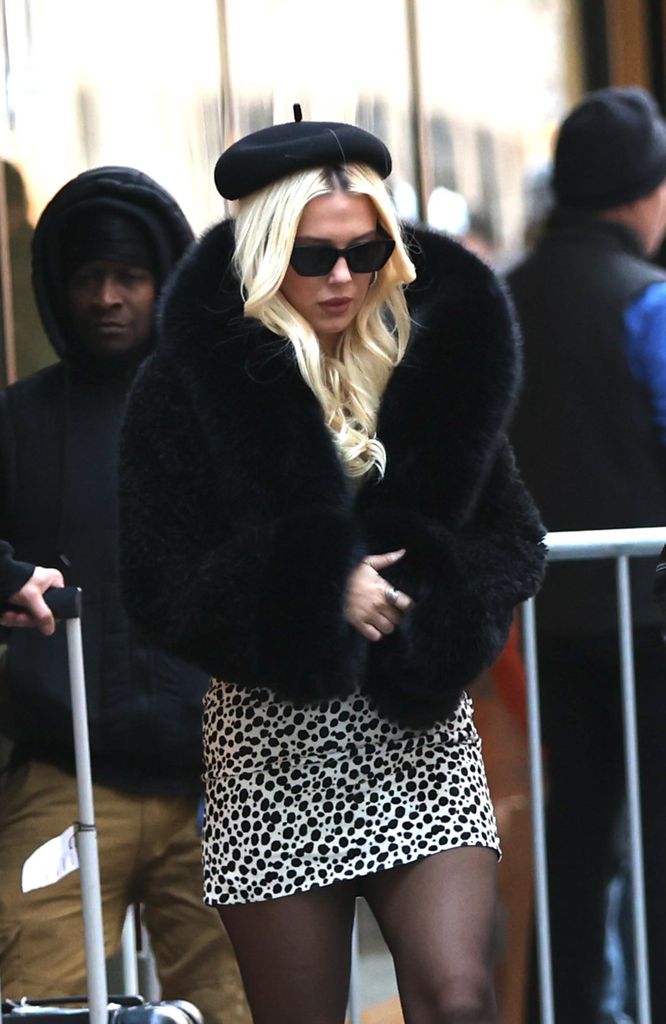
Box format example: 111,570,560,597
362,611,397,636
363,551,414,610
357,607,402,641
358,621,383,642
344,551,416,641
363,549,405,572
354,599,403,640
384,584,414,613
377,601,402,627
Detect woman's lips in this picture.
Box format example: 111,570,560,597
319,299,352,313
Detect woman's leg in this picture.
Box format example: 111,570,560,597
217,879,357,1024
361,847,498,1024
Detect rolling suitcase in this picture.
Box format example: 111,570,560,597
2,997,202,1024
1,588,204,1024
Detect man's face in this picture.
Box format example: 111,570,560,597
645,179,666,255
66,259,156,360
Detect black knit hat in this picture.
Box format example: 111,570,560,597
214,110,392,200
60,207,158,279
553,86,666,211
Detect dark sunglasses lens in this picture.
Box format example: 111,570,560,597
289,238,396,277
290,246,337,276
346,239,395,273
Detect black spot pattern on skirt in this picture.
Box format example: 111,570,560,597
202,684,500,905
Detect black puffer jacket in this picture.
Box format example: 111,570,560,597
119,219,546,728
509,212,666,636
0,166,209,794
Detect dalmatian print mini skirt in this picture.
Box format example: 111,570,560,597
202,681,500,905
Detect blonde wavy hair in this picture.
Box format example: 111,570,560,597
232,163,416,477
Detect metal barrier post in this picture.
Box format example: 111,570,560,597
616,555,651,1024
521,598,555,1024
536,528,666,1023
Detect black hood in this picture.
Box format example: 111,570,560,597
32,166,194,359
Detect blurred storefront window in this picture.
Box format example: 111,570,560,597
1,0,579,384
414,0,580,263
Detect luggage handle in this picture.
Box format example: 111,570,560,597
44,586,82,620
39,586,107,1023
3,585,81,619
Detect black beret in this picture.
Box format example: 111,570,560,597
214,119,392,200
554,86,666,210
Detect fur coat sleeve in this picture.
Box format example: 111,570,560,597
119,220,545,727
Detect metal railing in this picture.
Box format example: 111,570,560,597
523,526,666,1024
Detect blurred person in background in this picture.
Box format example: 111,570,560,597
1,161,53,381
0,166,250,1024
508,86,666,1024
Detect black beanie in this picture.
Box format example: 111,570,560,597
60,207,158,280
553,86,666,210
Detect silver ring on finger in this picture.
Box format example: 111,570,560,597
385,585,400,606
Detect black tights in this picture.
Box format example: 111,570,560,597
218,847,498,1024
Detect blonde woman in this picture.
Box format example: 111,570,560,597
120,116,545,1024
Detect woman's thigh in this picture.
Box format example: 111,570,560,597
361,847,498,1024
217,879,357,1024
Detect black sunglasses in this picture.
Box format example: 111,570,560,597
289,235,396,277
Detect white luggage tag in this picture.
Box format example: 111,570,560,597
21,823,79,892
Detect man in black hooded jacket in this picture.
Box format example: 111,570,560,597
0,167,249,1024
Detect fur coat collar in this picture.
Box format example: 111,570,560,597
160,220,519,522
121,220,545,726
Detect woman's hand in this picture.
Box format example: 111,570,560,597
344,549,414,641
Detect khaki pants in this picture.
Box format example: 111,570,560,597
0,761,251,1024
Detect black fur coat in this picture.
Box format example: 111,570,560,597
119,220,545,727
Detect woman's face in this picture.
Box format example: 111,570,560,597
280,191,379,355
